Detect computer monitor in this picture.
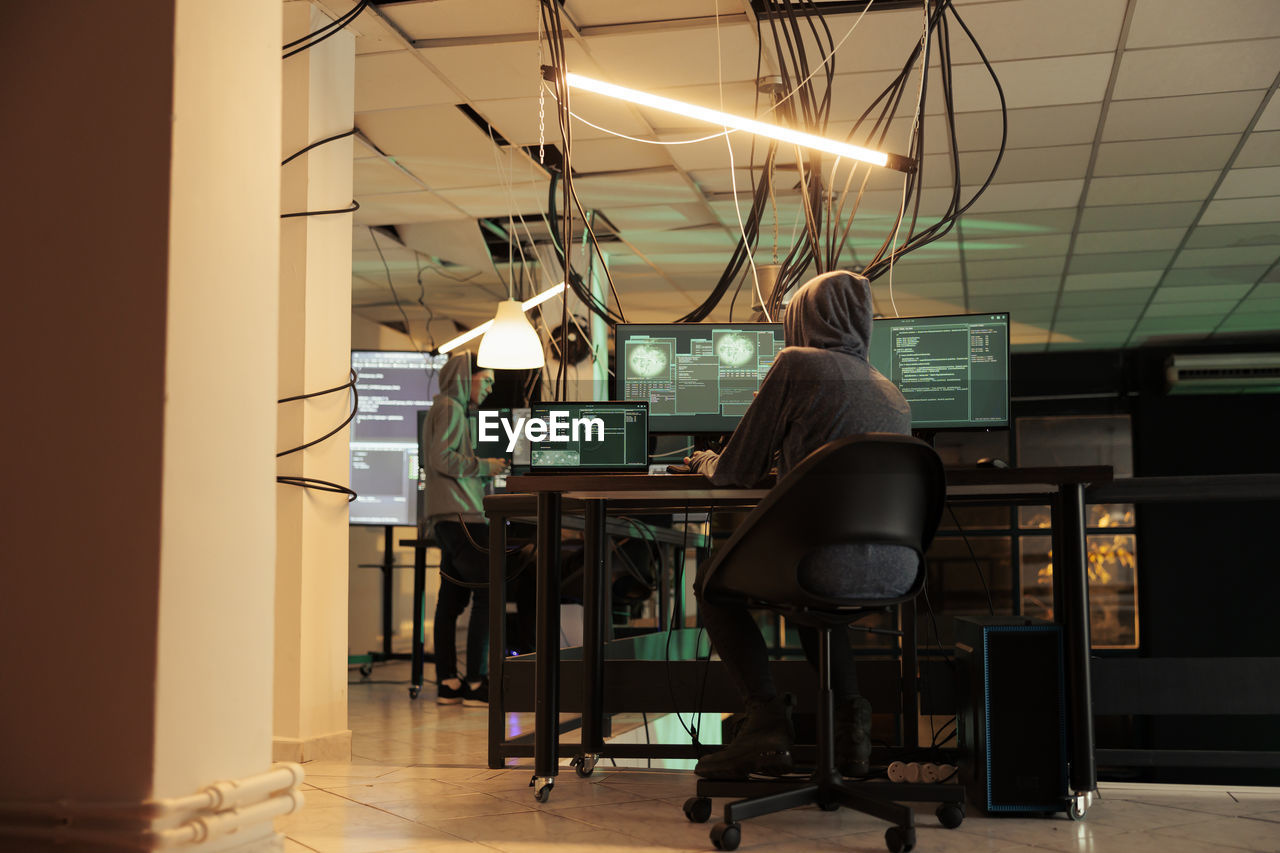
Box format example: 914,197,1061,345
526,401,649,471
868,312,1010,430
615,323,786,434
349,350,449,526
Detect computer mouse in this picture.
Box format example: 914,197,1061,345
976,457,1009,469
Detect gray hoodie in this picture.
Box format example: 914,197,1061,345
689,270,912,485
422,352,487,525
688,270,916,597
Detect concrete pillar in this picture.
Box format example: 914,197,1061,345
272,1,356,763
1,1,287,849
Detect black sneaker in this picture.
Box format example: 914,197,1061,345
437,679,464,705
462,677,489,707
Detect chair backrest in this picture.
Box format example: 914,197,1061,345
699,434,945,614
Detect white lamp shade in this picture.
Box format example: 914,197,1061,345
477,299,546,369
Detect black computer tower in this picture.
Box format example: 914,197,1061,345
955,616,1068,814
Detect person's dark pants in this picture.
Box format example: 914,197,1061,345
433,521,491,683
695,563,860,706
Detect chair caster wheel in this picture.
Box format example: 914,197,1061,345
571,754,598,777
819,800,840,812
1068,795,1088,821
533,784,552,803
683,796,712,823
408,685,421,700
936,802,965,828
710,821,740,851
885,825,915,852
359,663,373,678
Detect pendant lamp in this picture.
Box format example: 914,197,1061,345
477,299,546,369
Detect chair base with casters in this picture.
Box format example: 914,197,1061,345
681,626,964,852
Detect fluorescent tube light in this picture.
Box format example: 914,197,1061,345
437,281,567,355
555,70,915,173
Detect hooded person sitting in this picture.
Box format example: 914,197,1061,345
685,270,916,780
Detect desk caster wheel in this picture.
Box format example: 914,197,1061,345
571,754,598,778
1068,794,1088,821
937,802,964,828
408,685,421,700
885,825,915,852
359,663,373,679
530,775,554,803
683,796,712,823
710,822,740,851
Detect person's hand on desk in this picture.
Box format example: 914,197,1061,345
483,457,509,476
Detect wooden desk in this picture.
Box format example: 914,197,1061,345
500,466,1112,811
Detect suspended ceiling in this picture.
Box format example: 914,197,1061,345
332,0,1280,352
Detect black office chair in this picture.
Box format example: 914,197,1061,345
682,434,958,853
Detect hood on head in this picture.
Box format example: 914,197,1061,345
783,270,874,358
436,351,473,405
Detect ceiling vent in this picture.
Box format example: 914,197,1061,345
1165,353,1280,395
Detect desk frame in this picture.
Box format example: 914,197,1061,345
497,468,1111,808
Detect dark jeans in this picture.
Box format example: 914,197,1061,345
695,563,860,707
433,521,490,683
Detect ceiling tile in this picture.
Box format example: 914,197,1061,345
422,39,597,101
950,54,1114,113
1184,222,1280,248
383,0,538,39
1199,196,1280,226
573,170,702,208
1093,135,1238,177
1235,131,1280,168
1058,287,1154,306
355,52,457,112
563,138,678,173
961,208,1080,235
432,181,548,217
1154,284,1253,302
355,159,424,195
1053,319,1139,333
1113,39,1280,100
877,260,963,284
1163,265,1271,286
962,179,1085,213
1068,250,1174,274
1239,296,1280,311
1126,0,1280,48
584,23,759,90
961,233,1072,259
953,103,1104,152
1215,165,1280,199
1078,201,1203,231
1074,227,1187,254
1054,305,1145,323
564,0,746,27
353,190,466,225
952,0,1127,63
351,9,413,56
1086,171,1219,205
1103,91,1266,142
965,275,1063,295
358,105,531,190
966,255,1066,280
1257,92,1280,132
1144,300,1238,318
962,145,1092,185
1174,245,1280,269
1065,270,1164,290
1217,311,1280,331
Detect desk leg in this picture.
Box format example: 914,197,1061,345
489,518,508,770
1054,484,1097,811
410,540,426,700
532,492,562,802
576,500,607,777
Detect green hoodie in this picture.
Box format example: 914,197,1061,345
422,352,487,524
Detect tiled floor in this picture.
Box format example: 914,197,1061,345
278,662,1280,852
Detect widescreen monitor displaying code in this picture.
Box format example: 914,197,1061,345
616,323,785,434
868,313,1010,430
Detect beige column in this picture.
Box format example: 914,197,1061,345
273,1,357,763
1,1,291,850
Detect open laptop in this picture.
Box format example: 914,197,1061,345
526,401,649,473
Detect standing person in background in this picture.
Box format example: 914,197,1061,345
422,352,506,706
684,270,914,780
